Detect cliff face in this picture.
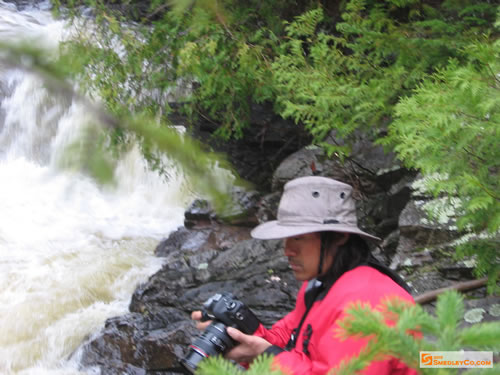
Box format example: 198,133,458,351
75,117,499,374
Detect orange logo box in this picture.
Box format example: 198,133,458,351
419,351,493,368
421,353,444,366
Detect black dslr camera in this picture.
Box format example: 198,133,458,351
181,292,260,373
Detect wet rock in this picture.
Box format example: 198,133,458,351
156,224,251,259
78,310,194,372
184,199,215,228
155,227,211,256
184,188,261,228
131,234,297,324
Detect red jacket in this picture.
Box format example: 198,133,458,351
254,266,418,375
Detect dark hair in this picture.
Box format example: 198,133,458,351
319,232,412,293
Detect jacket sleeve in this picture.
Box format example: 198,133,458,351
253,283,307,348
270,305,353,375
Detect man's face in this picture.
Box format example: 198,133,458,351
283,233,334,281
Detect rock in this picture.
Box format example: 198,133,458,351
255,191,281,224
421,288,500,329
155,227,211,256
130,235,298,325
78,310,194,372
463,295,500,325
390,198,459,271
183,199,215,228
183,188,261,228
270,132,408,194
490,304,500,318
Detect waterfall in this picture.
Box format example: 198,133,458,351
0,2,191,373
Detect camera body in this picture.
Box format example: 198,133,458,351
202,292,260,334
181,292,260,373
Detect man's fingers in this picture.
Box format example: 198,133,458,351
226,327,245,342
191,310,211,330
196,321,211,330
191,310,202,320
225,328,272,363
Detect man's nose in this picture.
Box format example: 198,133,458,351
284,243,297,257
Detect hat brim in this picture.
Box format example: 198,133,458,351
251,220,381,242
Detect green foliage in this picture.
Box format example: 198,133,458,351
198,354,284,375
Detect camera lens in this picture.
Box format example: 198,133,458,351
181,322,235,373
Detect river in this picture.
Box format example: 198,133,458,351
0,1,191,373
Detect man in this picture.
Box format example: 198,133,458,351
193,176,416,374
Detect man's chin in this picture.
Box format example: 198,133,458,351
292,271,308,281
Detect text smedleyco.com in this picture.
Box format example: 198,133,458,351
420,351,493,368
427,360,492,366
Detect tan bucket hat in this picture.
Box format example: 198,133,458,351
251,176,380,241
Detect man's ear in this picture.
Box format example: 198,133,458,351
335,233,350,246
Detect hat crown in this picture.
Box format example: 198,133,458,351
250,176,380,241
277,176,357,227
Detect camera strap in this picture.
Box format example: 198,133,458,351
285,278,324,351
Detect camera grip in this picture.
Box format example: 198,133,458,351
234,304,260,334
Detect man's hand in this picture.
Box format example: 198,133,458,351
191,310,212,330
225,327,272,363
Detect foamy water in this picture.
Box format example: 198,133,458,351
0,2,191,373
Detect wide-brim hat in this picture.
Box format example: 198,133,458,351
251,176,380,241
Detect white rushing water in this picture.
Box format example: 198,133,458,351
0,1,192,373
